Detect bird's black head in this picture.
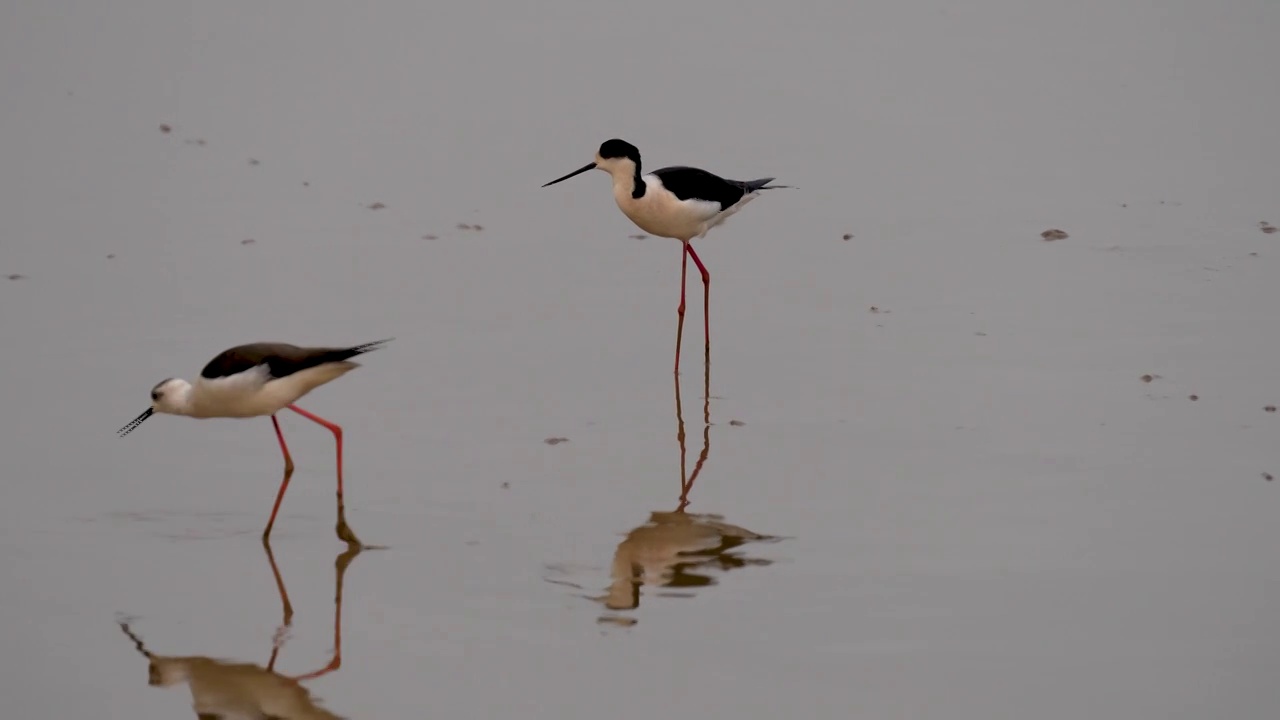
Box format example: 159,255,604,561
150,378,175,402
597,139,640,164
542,138,643,188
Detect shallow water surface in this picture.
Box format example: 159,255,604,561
3,1,1280,718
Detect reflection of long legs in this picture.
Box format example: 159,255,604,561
291,546,362,681
263,542,294,672
676,360,712,511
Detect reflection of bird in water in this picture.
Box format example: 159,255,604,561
598,363,777,612
117,545,361,719
601,510,775,611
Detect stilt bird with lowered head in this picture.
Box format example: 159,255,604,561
117,338,392,546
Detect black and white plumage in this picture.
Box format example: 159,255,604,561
542,138,790,242
119,339,391,433
543,139,790,372
117,338,392,546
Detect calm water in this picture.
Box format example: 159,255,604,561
3,1,1279,718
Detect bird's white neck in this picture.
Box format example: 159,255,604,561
159,381,198,417
603,158,645,199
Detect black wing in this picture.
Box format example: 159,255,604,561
199,339,392,380
651,166,778,211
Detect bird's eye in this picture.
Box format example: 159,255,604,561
151,390,163,401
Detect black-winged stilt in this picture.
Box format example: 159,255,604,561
117,339,392,546
543,138,789,373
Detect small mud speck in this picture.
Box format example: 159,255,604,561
1265,406,1276,413
302,181,310,187
367,202,386,211
975,331,987,336
1120,203,1127,208
106,254,115,259
248,158,260,166
597,616,638,627
728,420,745,427
868,306,890,314
1264,473,1274,482
1259,221,1277,234
1140,374,1161,383
184,138,207,147
500,482,510,489
158,124,172,134
629,234,647,240
422,234,438,241
1250,252,1259,257
7,274,26,280
1041,229,1069,241
456,223,483,231
1188,394,1199,401
241,238,256,245
544,437,569,446
842,233,854,240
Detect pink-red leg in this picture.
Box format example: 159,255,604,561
675,245,690,373
287,404,363,547
685,243,711,362
263,415,296,542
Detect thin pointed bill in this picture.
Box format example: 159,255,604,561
542,162,597,187
118,408,154,436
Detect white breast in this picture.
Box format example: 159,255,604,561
612,174,726,242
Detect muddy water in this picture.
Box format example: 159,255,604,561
2,1,1279,718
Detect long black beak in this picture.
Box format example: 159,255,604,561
542,162,597,187
118,408,154,437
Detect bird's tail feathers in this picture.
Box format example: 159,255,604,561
743,177,795,192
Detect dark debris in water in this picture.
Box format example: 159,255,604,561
456,223,484,231
1041,229,1069,241
7,274,26,280
248,158,260,166
106,254,115,259
629,234,647,240
728,420,745,427
544,437,569,446
158,124,172,134
1188,394,1199,401
367,202,387,210
1140,374,1161,383
241,238,256,245
184,138,207,147
842,233,854,240
422,234,439,240
1264,473,1274,482
1265,405,1276,413
1259,221,1277,234
869,306,890,314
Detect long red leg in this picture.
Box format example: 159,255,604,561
287,405,363,547
675,244,689,373
685,243,711,361
263,415,296,542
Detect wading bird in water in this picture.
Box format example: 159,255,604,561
117,339,392,547
543,139,789,373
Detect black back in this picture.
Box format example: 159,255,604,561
199,339,392,380
651,166,778,211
